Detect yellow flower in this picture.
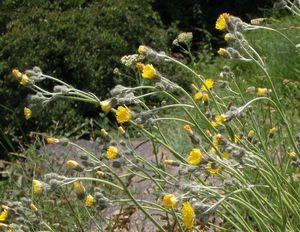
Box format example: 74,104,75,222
257,87,268,97
24,107,32,120
107,146,118,160
30,203,38,212
223,152,231,160
269,127,277,138
215,13,230,31
0,208,8,222
116,105,131,123
138,45,147,55
218,48,227,56
142,64,157,79
215,114,228,124
66,160,80,170
33,180,43,195
191,83,198,90
162,194,178,208
188,148,203,165
203,93,209,105
289,151,297,159
20,74,29,86
181,202,195,229
183,124,193,134
136,62,145,70
201,79,214,92
234,134,240,144
207,162,221,174
205,129,212,138
100,100,112,113
12,69,22,78
247,130,255,138
211,120,218,128
46,137,59,144
73,181,86,194
85,194,95,207
194,91,203,100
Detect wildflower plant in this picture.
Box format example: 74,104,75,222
6,9,300,231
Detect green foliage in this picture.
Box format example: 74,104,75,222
0,0,176,155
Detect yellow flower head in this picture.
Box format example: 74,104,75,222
66,160,80,170
85,194,95,207
223,152,231,160
191,83,198,90
215,114,228,124
289,151,297,159
164,159,180,166
269,127,277,136
100,100,112,113
183,124,193,134
203,93,209,104
247,130,255,138
181,201,195,229
201,79,214,92
107,146,118,160
207,162,221,174
116,105,131,123
215,13,230,31
30,203,38,212
12,69,22,78
218,48,227,56
46,137,59,144
162,194,178,208
24,107,32,120
33,180,43,195
205,129,212,138
118,126,126,134
0,206,8,222
20,74,29,86
194,91,203,101
101,128,108,137
73,181,86,194
188,148,203,165
136,62,145,70
257,87,268,97
142,64,157,79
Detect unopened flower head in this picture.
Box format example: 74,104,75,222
289,151,297,160
138,45,147,55
46,137,60,144
100,100,112,113
181,201,195,229
215,13,230,31
118,126,126,134
73,181,86,198
188,149,203,165
116,105,131,123
269,127,277,138
30,203,38,212
66,160,83,172
164,159,180,166
224,33,235,41
106,146,118,160
33,180,43,195
24,107,32,120
12,69,22,79
142,64,157,79
162,194,178,208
